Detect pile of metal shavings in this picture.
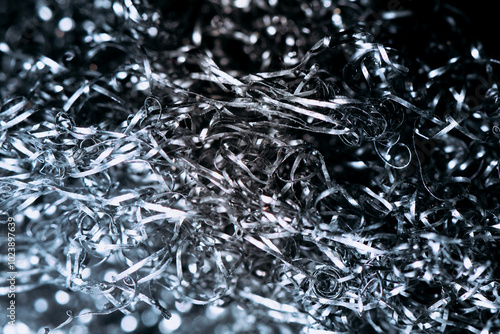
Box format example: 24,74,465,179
1,0,500,333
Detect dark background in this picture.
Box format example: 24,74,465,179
428,0,499,59
445,0,499,58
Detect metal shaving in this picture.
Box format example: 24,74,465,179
1,0,500,333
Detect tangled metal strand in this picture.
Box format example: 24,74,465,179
1,0,500,333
